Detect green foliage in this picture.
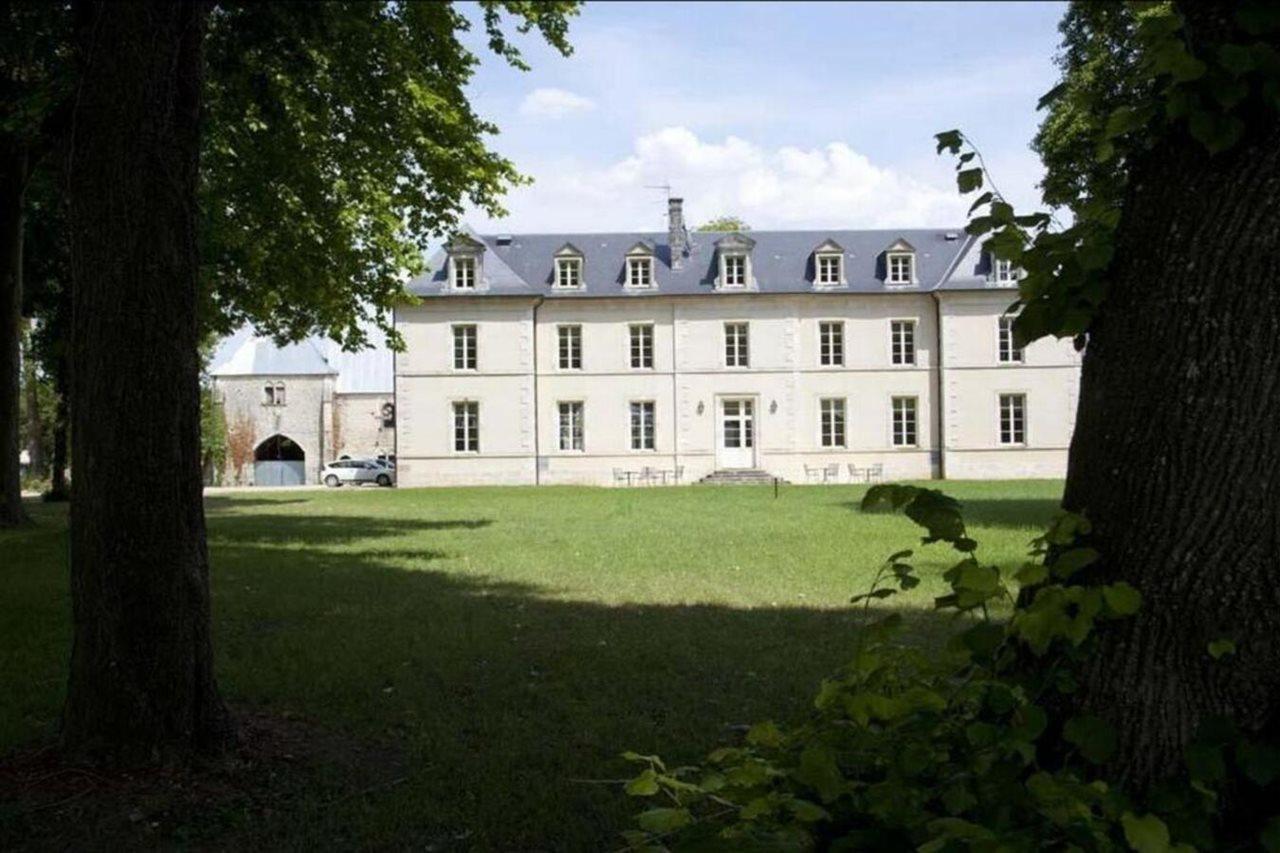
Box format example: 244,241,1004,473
695,216,751,232
622,485,1280,850
937,1,1280,349
201,2,581,351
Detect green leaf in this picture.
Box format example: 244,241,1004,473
794,745,843,803
1185,742,1227,782
1050,546,1100,579
1104,105,1154,139
1103,582,1142,616
961,622,1005,658
1239,741,1280,786
636,807,692,834
1208,638,1236,659
1015,562,1049,586
746,721,783,748
1036,81,1068,111
1261,815,1280,852
788,797,829,823
934,129,963,154
967,191,993,215
1217,44,1257,76
1188,109,1246,154
1122,812,1172,853
957,168,984,194
1063,714,1117,764
625,769,661,797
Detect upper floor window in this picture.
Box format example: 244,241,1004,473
1000,393,1026,445
629,323,654,369
892,396,918,447
998,316,1024,364
819,321,844,367
453,401,479,452
263,382,286,406
555,256,582,289
722,254,747,287
724,322,749,368
451,256,477,290
890,320,916,366
452,324,477,370
816,254,843,286
627,256,654,288
820,397,846,448
993,257,1018,284
558,324,582,370
887,253,915,285
558,401,584,451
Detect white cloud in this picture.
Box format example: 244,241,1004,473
518,87,596,118
475,126,970,233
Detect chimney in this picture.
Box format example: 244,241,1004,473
667,196,688,268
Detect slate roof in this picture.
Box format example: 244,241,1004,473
209,324,394,394
409,226,1012,298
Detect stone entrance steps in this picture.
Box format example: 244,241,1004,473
697,469,789,486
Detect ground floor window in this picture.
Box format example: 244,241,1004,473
453,401,479,452
820,397,846,447
1000,393,1026,445
892,396,917,447
558,401,584,451
630,401,655,450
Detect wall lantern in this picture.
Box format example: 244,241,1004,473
696,401,705,415
770,400,778,414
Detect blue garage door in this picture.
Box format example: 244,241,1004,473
254,460,306,487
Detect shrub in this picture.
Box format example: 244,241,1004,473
621,486,1279,851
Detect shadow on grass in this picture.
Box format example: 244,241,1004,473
837,496,1062,531
204,496,314,510
200,531,970,851
205,514,492,546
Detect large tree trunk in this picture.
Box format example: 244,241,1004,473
62,0,232,763
0,142,31,527
1064,74,1280,787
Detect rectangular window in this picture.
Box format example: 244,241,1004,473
994,258,1016,283
816,254,842,285
819,321,844,366
557,324,582,370
892,396,918,447
629,323,654,369
820,397,846,448
555,257,582,289
724,322,749,367
453,256,476,289
723,254,746,287
558,401,584,451
627,257,653,288
630,401,655,451
452,324,477,370
263,382,286,406
1000,393,1026,445
888,253,914,284
890,320,916,365
998,316,1024,363
453,401,479,452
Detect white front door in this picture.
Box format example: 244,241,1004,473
717,397,757,469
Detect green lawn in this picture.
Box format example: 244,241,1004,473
1,480,1062,849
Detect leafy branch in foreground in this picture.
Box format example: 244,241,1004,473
935,1,1280,350
620,485,1279,851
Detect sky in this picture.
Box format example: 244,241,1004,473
456,1,1069,235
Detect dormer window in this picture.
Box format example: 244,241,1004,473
452,256,476,289
816,255,842,285
993,257,1017,284
812,240,846,287
446,234,485,291
624,242,656,289
628,256,653,288
715,233,756,290
723,254,746,287
887,253,914,285
554,244,584,289
883,239,917,286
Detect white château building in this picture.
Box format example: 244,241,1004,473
392,198,1080,487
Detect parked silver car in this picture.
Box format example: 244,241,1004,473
322,459,394,487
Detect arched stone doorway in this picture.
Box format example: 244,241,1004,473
253,434,306,486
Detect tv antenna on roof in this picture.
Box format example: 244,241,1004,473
644,183,672,199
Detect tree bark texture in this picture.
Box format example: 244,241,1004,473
1064,86,1280,785
63,0,231,763
0,142,31,526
